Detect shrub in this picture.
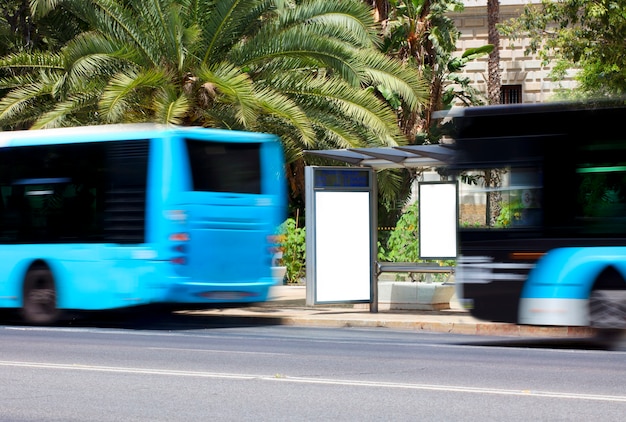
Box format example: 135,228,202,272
378,202,454,281
276,218,306,284
378,203,419,263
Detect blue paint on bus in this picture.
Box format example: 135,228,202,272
523,247,626,300
0,124,287,323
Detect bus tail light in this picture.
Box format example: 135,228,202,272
169,232,189,265
510,252,544,261
169,233,190,242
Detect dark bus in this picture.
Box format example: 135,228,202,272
451,101,626,332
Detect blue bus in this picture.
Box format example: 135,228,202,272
451,101,626,335
0,124,286,324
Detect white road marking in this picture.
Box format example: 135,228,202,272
0,360,625,402
147,347,287,356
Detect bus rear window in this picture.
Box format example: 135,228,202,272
0,140,148,244
185,139,261,194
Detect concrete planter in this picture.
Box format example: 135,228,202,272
378,281,455,311
272,266,287,284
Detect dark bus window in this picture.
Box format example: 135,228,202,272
574,139,626,235
458,166,543,229
185,139,261,194
0,140,148,244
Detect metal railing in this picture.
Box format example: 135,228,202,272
376,262,455,283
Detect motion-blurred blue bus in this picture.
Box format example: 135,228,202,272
451,101,626,338
0,124,287,324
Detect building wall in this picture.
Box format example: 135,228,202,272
450,0,578,103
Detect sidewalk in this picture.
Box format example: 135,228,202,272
190,285,597,338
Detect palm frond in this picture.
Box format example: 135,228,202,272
199,0,274,64
62,31,124,62
62,32,132,87
309,112,366,149
275,0,380,49
358,51,429,112
271,74,403,146
254,87,316,147
99,68,170,122
376,168,405,208
153,88,190,125
30,0,66,19
0,72,49,90
29,0,86,48
61,0,164,67
197,62,262,128
232,27,362,86
0,82,53,125
31,92,100,129
199,102,244,129
133,0,191,67
0,51,65,71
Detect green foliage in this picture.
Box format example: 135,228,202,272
378,202,420,263
448,45,495,72
499,0,626,97
441,45,493,109
277,218,306,284
494,200,520,228
0,0,428,161
381,0,489,143
378,202,455,281
460,221,482,228
579,172,626,218
0,0,84,56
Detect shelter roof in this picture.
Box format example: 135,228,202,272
305,144,453,170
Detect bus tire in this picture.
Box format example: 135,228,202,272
589,290,626,329
22,266,60,325
590,290,626,350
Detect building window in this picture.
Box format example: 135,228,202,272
501,85,522,104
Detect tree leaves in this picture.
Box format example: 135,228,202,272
1,0,427,155
499,0,626,97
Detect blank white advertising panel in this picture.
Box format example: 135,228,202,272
315,191,371,302
419,182,458,259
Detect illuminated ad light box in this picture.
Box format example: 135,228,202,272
305,167,376,305
418,181,458,259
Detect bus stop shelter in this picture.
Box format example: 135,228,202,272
305,144,454,170
303,144,456,311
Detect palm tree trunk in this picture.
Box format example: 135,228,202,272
486,0,503,220
367,0,390,22
487,0,501,105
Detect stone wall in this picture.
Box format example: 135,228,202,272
460,203,486,227
450,0,578,104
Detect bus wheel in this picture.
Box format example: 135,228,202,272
589,290,626,350
22,267,59,325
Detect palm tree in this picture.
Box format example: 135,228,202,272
0,1,427,151
376,0,470,140
0,1,428,206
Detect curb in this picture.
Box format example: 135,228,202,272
269,314,596,337
205,301,599,338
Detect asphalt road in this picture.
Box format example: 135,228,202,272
1,319,625,421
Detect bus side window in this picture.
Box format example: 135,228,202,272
5,186,32,240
